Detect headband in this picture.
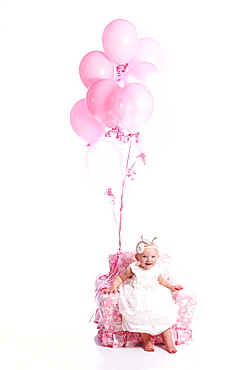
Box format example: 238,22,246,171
136,236,158,254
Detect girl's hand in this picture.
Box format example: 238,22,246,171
170,284,183,292
103,287,119,295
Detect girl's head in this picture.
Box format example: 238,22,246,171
135,236,159,269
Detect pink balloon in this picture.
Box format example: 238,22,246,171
124,62,161,89
86,79,121,128
102,19,139,65
128,38,165,71
79,51,114,88
70,99,105,144
86,140,123,186
117,83,154,132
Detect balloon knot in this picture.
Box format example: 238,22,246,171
127,168,136,180
116,63,128,82
137,153,146,164
105,188,116,204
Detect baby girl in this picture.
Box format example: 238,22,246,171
104,237,183,352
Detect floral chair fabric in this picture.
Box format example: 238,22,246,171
94,251,196,348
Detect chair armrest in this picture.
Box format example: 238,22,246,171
172,290,197,329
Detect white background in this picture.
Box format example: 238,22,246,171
1,0,247,369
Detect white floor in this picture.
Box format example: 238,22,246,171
1,316,245,370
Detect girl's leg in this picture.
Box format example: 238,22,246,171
161,328,177,353
140,333,155,352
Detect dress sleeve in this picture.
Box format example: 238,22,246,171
155,265,163,277
129,262,138,274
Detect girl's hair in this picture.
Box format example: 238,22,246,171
136,235,158,254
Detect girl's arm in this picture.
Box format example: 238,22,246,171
158,275,183,292
104,267,134,294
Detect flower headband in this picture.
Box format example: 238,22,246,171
136,236,158,254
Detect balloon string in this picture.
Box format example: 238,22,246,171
112,207,118,226
118,141,132,251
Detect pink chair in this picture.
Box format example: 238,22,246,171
94,250,196,348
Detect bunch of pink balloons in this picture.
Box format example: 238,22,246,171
70,19,165,185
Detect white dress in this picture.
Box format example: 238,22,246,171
119,262,178,336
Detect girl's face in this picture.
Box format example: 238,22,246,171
135,248,159,269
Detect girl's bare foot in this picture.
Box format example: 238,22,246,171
141,333,155,352
143,340,155,352
162,328,177,354
165,343,177,353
